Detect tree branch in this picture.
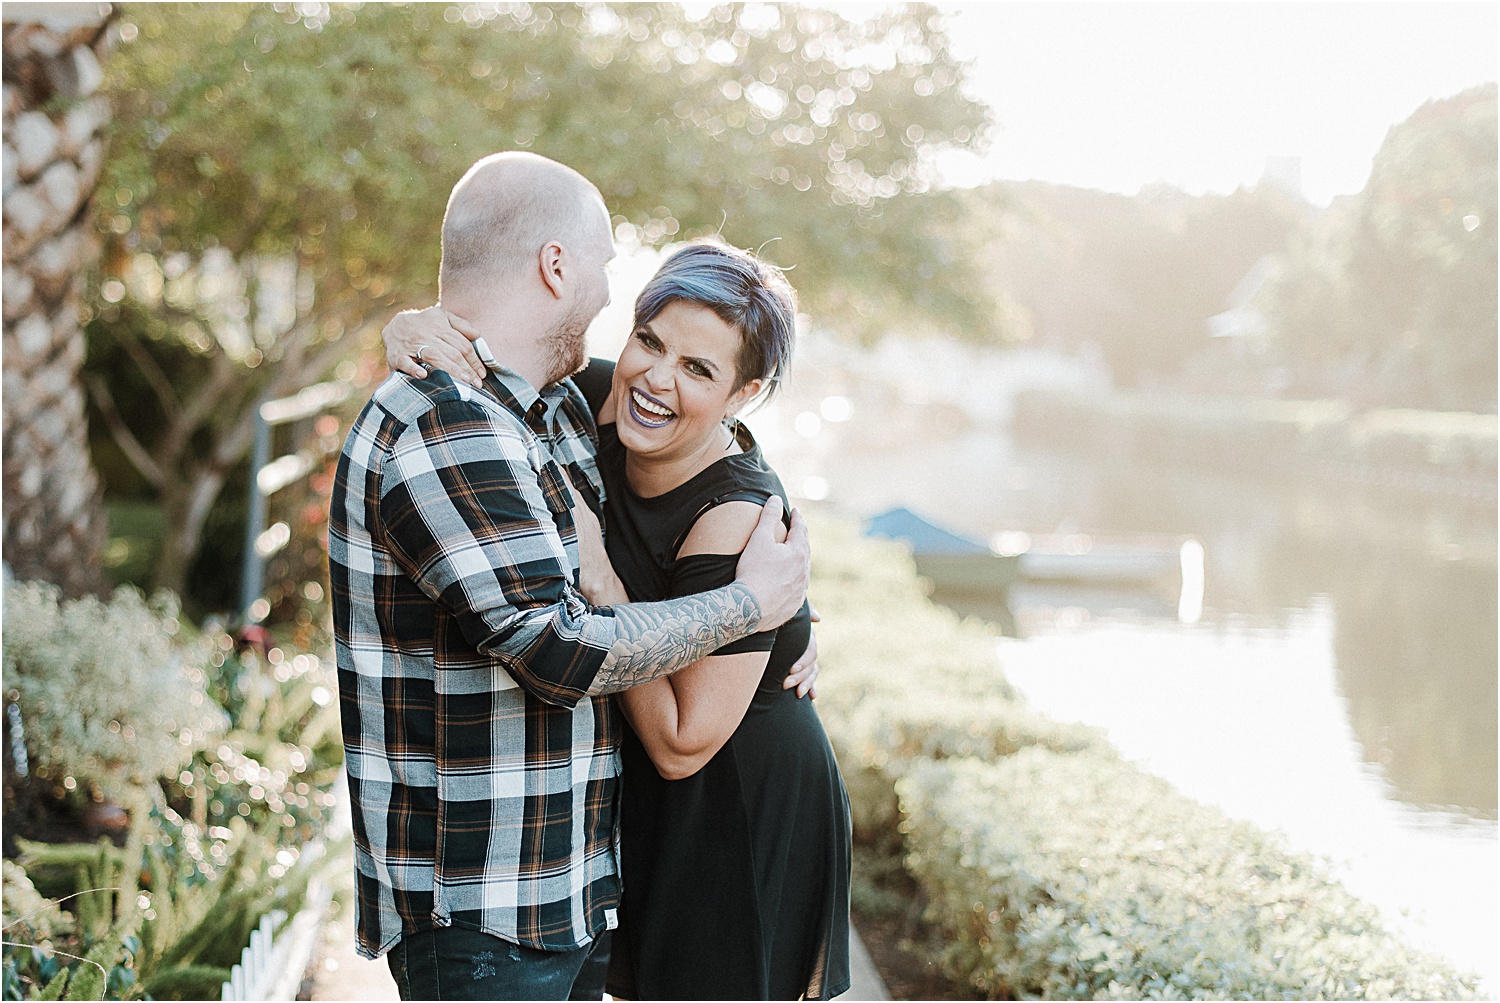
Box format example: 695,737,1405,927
85,375,168,490
114,328,183,425
212,397,263,470
176,349,242,446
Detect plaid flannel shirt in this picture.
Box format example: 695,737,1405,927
328,366,621,959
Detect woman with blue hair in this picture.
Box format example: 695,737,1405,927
384,239,852,1000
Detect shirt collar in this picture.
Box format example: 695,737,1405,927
484,365,571,426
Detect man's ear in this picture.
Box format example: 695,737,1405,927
538,240,568,300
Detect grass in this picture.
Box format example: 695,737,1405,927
104,500,165,588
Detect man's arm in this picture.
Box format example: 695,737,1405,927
380,395,807,706
589,581,762,694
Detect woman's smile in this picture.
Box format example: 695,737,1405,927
628,386,677,428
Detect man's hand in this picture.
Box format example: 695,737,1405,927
382,306,488,387
733,497,810,631
783,605,820,699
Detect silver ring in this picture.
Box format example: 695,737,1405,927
415,344,429,365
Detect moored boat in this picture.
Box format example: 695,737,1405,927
864,507,1193,592
863,507,1021,593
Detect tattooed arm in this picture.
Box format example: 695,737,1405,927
587,581,763,694
573,490,808,694
564,482,802,695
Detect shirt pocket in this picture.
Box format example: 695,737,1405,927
534,457,573,519
534,457,579,579
528,436,582,576
565,453,604,520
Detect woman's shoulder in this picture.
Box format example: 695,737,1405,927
676,425,790,558
675,499,767,558
713,422,786,499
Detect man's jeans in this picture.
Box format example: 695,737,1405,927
386,926,611,1001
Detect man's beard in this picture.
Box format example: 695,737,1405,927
542,305,591,386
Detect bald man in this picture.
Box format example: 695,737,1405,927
328,153,811,1000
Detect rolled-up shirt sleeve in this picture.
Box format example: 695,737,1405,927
378,396,616,707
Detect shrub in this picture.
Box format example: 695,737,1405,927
1,860,73,943
1,592,343,1001
898,752,1478,1001
5,814,333,1001
3,583,226,801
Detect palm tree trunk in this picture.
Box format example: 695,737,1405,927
2,6,116,598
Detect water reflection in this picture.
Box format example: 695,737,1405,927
1330,551,1497,815
1067,456,1499,818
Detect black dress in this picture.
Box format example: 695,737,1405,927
574,361,852,1001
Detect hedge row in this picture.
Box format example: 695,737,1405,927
809,517,1479,1000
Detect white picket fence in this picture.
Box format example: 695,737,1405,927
221,871,332,1002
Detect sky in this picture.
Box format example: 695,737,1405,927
923,2,1497,205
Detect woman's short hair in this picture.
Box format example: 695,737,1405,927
633,240,797,399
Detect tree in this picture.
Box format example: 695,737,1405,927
963,179,1308,386
1264,84,1497,411
1,6,116,598
90,2,993,601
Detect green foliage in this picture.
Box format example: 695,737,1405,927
56,944,108,1002
5,814,325,1000
103,2,993,337
31,968,69,1001
2,597,341,1002
1,862,75,943
5,794,332,1001
2,584,227,801
1264,84,1497,411
193,638,345,837
135,966,230,1002
810,516,1480,1000
1,848,139,1003
899,753,1478,1000
810,516,1105,837
89,2,997,606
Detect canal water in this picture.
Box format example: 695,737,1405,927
741,332,1498,993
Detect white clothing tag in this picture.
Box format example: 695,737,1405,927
604,907,618,930
473,336,498,368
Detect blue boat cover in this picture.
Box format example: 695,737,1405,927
862,507,989,555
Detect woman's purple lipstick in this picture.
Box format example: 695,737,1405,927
628,387,676,428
